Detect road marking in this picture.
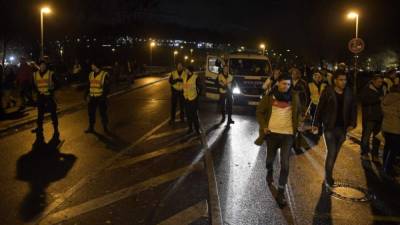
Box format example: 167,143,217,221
107,141,200,170
199,121,223,225
157,200,208,225
31,116,173,225
38,163,204,225
147,127,188,140
108,77,168,97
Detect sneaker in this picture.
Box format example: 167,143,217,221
360,154,370,161
266,170,274,185
276,188,287,208
228,119,235,124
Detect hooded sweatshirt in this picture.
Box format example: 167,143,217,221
381,92,400,134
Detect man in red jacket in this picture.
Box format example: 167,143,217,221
16,57,35,110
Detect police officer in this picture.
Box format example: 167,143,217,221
33,61,59,146
183,66,202,135
85,61,110,133
218,65,234,125
169,62,186,124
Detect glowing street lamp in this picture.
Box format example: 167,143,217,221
40,6,52,57
184,55,188,62
259,43,266,55
190,59,195,64
347,11,359,38
149,41,156,65
173,50,178,65
190,49,194,56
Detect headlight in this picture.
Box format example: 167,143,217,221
233,86,241,94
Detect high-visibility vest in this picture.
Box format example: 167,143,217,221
89,71,107,97
170,70,186,91
34,70,54,96
183,73,198,101
218,73,233,94
384,77,399,91
308,82,326,105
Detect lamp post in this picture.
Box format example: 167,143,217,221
40,6,51,58
259,43,266,55
149,41,156,66
347,11,360,92
173,50,178,65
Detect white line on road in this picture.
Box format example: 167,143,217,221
107,141,200,170
199,121,223,225
147,127,188,141
157,200,208,225
31,116,173,225
38,163,204,225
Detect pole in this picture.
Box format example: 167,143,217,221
150,47,152,66
353,16,359,94
355,16,359,39
40,11,44,58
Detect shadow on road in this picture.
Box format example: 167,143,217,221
312,183,333,225
16,140,76,222
93,131,129,151
0,110,29,121
361,159,400,225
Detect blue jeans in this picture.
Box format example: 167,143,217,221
324,127,346,183
265,133,294,188
361,120,381,155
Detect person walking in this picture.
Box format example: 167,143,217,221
381,84,400,179
255,74,303,207
314,72,357,189
359,74,387,161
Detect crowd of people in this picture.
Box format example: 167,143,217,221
254,64,399,207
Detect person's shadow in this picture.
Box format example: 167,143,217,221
16,139,77,222
312,183,333,225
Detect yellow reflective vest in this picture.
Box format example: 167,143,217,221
308,82,326,105
34,70,54,96
183,73,198,101
89,71,107,97
218,73,233,94
170,70,186,91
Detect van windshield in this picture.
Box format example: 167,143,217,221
229,59,270,76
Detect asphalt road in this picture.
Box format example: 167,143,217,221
0,76,399,225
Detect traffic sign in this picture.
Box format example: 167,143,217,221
348,38,365,54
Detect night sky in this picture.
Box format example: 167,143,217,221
2,0,400,60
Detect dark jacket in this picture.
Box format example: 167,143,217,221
315,86,357,131
292,78,309,107
255,91,303,145
359,83,387,121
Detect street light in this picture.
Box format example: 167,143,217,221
40,6,51,57
347,11,359,38
190,49,194,56
259,43,266,55
190,59,195,64
149,41,156,65
173,50,178,65
347,11,360,93
184,55,188,62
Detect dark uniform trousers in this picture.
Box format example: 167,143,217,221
88,96,108,128
36,94,59,134
171,88,185,121
219,91,233,120
185,97,200,132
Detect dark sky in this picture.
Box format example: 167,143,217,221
2,0,400,60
